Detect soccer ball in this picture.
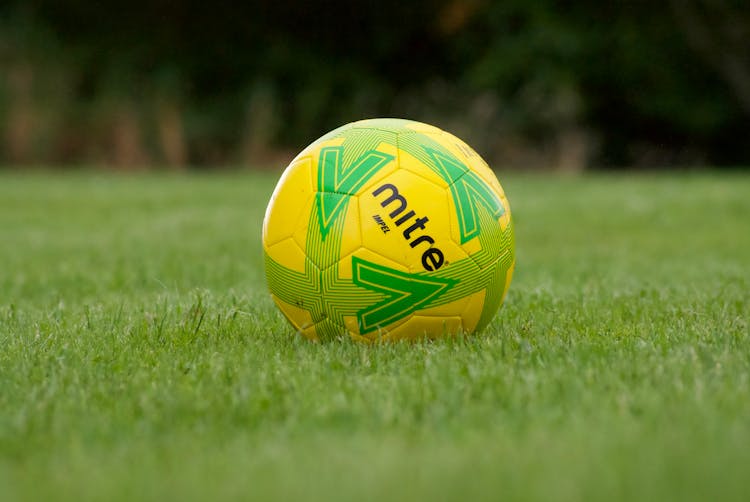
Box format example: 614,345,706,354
263,118,514,342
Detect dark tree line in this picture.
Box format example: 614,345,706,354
1,0,748,168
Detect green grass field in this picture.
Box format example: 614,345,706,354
1,171,748,501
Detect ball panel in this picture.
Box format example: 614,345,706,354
352,118,443,136
309,129,400,198
449,137,514,235
345,314,414,342
460,289,487,334
421,131,481,169
464,163,512,234
337,247,409,277
417,289,486,335
262,155,314,248
449,136,508,198
271,294,315,339
501,262,515,304
473,252,515,334
357,168,456,273
396,147,452,189
265,237,307,275
298,323,320,342
382,315,464,341
301,191,363,272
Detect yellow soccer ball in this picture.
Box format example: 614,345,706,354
263,118,514,342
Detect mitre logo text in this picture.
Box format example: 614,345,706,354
371,183,445,272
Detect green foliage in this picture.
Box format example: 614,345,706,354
1,1,749,167
1,171,749,500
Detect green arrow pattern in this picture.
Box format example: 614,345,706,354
352,256,457,333
423,147,506,244
316,145,393,239
265,120,514,340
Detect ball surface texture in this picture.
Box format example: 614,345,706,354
263,118,514,342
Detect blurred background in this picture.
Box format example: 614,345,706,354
1,0,748,171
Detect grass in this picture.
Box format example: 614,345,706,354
1,170,748,501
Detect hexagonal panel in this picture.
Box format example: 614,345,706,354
265,236,308,275
263,155,314,248
418,130,475,173
417,293,473,319
458,289,487,335
335,245,408,281
308,127,399,200
382,315,464,341
444,167,513,261
463,160,512,234
291,194,317,254
355,141,400,196
271,293,314,334
449,138,513,235
320,245,408,340
357,168,462,274
355,312,413,342
395,147,452,189
297,192,362,272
